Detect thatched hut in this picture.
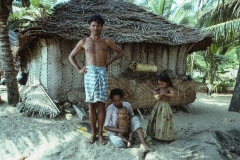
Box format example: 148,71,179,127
16,0,213,110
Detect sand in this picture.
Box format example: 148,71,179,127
0,86,239,160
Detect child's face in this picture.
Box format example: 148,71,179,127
158,80,168,88
118,109,128,119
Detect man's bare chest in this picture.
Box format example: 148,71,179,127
84,41,108,53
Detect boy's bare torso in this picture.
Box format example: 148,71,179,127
117,117,131,136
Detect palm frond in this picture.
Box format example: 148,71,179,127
169,0,206,26
7,18,30,30
225,45,240,62
198,0,240,27
205,18,240,41
162,0,174,18
147,0,175,17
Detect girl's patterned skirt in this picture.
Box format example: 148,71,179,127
146,102,177,141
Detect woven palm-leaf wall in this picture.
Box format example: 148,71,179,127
113,43,192,77
20,37,194,102
23,38,84,100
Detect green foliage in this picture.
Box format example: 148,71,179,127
170,1,197,26
198,0,240,28
30,0,41,8
8,7,48,30
226,45,240,61
147,0,175,17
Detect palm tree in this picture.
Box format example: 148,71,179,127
0,0,30,105
197,0,240,111
229,63,240,112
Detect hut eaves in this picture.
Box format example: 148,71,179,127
18,0,213,53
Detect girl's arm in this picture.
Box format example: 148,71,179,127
152,86,160,91
152,86,160,95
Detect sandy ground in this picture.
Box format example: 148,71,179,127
0,86,240,160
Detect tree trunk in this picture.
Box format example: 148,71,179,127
0,3,19,105
228,63,240,112
190,53,194,76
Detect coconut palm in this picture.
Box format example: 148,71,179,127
197,0,240,111
229,63,240,112
175,0,240,111
170,0,239,96
0,0,30,105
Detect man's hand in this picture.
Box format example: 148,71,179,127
78,66,87,74
104,61,111,72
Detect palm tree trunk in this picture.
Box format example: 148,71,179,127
0,4,19,105
228,63,240,112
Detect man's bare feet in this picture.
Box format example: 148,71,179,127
98,135,107,145
137,149,149,160
138,144,154,160
127,142,132,148
87,136,96,144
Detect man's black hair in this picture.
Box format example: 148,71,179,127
88,14,105,25
110,88,124,99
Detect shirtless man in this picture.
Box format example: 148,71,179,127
115,107,133,148
69,14,124,145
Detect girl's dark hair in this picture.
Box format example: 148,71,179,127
88,14,105,25
110,88,124,99
158,71,173,87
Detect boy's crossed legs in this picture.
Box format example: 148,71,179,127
116,132,133,148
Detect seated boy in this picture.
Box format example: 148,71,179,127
115,107,133,148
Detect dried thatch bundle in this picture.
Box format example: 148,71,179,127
118,68,158,82
129,61,157,72
169,79,198,106
106,77,156,109
17,84,60,118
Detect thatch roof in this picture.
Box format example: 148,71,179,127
19,0,213,52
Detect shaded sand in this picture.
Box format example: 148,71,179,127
0,86,239,160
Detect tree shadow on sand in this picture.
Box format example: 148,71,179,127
215,129,240,160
